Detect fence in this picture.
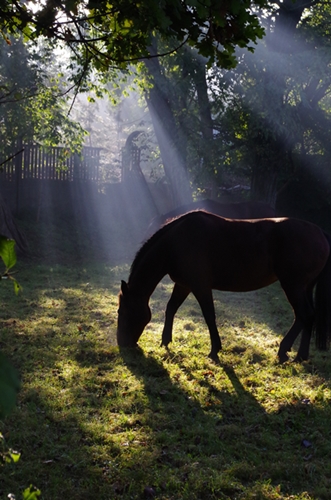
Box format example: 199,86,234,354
0,143,102,215
0,139,171,217
0,143,101,182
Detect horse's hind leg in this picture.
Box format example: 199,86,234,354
193,289,222,362
278,319,303,363
161,283,190,347
294,287,315,362
278,286,314,363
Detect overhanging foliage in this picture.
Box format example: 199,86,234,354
0,0,267,69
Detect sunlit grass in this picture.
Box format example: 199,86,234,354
1,264,331,499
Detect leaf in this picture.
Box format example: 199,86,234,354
22,486,41,500
5,449,21,463
0,236,16,270
13,279,22,295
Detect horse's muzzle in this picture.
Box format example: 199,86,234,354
116,329,138,348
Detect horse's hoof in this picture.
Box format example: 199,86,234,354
160,343,170,354
278,352,289,364
208,352,220,364
293,354,308,363
161,333,172,347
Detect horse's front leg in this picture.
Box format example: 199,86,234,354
161,283,190,347
194,289,222,362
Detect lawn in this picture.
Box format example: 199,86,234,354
1,262,331,499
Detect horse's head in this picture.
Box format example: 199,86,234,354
117,280,151,347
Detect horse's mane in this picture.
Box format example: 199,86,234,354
130,210,212,277
130,217,179,276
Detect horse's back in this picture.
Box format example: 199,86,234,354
144,199,275,239
163,212,277,291
162,212,330,292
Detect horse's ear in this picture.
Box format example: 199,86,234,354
121,280,129,295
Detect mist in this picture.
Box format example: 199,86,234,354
1,2,331,267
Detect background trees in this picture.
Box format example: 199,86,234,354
205,0,331,221
0,36,86,158
0,0,269,205
126,0,331,210
0,0,330,217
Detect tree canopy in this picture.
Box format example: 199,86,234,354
1,0,266,70
1,0,331,214
0,36,86,153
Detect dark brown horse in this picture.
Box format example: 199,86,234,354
144,199,275,238
117,211,331,363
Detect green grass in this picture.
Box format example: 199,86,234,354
1,263,331,499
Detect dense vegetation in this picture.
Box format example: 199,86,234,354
0,0,266,69
0,1,331,215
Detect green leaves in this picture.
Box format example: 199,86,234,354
0,236,21,294
22,486,41,500
0,236,16,270
0,234,26,498
0,0,267,69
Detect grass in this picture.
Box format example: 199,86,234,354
1,262,331,499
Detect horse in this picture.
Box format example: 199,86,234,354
144,199,276,239
144,199,276,324
117,211,331,363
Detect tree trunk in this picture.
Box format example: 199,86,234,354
250,0,312,204
250,131,290,207
144,40,192,206
192,60,214,145
190,58,218,194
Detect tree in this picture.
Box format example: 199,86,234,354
4,0,331,208
0,0,270,205
0,36,86,152
0,0,266,70
205,0,331,206
144,36,224,203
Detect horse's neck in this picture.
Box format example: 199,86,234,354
129,252,166,298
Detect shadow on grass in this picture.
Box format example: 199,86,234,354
119,346,331,499
2,338,331,499
1,385,125,498
2,264,331,499
149,279,295,353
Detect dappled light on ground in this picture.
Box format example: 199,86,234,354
1,265,331,499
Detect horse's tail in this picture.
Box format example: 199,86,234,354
314,231,331,350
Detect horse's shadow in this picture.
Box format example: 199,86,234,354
118,346,331,498
119,347,275,468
